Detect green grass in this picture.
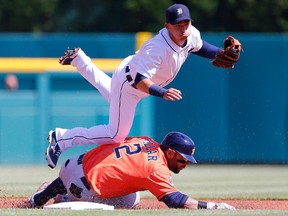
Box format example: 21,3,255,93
1,164,288,216
142,164,288,200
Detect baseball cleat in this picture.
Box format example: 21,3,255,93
28,182,51,208
59,47,80,65
46,131,62,169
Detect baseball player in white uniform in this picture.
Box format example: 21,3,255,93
46,3,223,168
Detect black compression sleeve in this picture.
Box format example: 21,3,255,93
160,192,189,208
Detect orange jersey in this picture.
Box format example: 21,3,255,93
83,136,179,200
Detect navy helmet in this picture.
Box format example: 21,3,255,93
161,132,197,163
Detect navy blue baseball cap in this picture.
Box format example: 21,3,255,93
165,4,192,25
161,132,197,163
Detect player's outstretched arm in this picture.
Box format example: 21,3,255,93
160,193,235,210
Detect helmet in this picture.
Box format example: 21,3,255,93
161,132,197,163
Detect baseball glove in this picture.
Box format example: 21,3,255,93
211,36,242,68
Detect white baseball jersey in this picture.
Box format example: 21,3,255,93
55,25,204,150
123,25,203,87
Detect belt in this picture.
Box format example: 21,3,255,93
125,66,137,88
77,153,85,165
77,154,91,191
125,66,133,82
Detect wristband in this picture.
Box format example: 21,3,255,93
197,201,207,209
149,84,166,97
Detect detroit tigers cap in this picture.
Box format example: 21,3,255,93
165,4,192,25
161,132,197,163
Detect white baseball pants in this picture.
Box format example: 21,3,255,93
54,50,148,150
59,154,140,208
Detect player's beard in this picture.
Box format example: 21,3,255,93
168,161,180,174
172,169,180,174
170,156,182,174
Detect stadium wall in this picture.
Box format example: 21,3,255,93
0,33,287,164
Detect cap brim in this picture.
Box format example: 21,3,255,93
180,153,197,163
171,18,192,25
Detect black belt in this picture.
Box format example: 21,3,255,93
77,153,85,165
125,66,133,82
125,66,137,88
77,154,91,191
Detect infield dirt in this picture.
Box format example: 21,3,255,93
1,197,288,210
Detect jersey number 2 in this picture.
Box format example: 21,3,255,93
114,144,141,159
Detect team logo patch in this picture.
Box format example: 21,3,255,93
177,8,183,15
191,148,195,155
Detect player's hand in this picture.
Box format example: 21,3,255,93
207,202,236,210
163,88,182,101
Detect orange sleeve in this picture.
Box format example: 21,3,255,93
145,166,179,200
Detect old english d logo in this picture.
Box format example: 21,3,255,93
177,8,183,15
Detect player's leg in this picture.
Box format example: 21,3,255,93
82,191,140,209
95,191,141,209
62,48,112,103
55,78,143,148
106,73,146,142
59,154,140,209
46,66,147,168
47,49,112,168
28,177,67,208
59,154,93,202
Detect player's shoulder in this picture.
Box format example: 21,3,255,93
190,24,200,33
143,29,168,48
189,24,201,39
184,24,203,51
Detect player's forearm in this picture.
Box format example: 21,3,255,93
183,197,199,209
183,198,216,209
135,77,182,100
135,78,154,94
184,198,236,210
135,78,167,98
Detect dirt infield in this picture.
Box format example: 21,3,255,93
1,197,288,210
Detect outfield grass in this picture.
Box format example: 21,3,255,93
0,164,288,216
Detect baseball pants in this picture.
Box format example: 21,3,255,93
59,154,140,208
55,50,148,150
